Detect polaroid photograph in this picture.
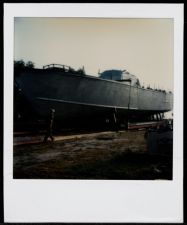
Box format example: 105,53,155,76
4,3,183,223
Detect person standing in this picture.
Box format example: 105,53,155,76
43,108,55,143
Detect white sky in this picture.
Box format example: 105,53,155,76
14,18,173,90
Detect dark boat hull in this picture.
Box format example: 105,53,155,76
15,69,173,124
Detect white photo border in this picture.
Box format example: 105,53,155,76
4,3,184,223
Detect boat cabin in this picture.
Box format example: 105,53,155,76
99,69,140,87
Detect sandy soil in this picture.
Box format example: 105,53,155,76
13,130,172,179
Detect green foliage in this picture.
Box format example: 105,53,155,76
14,60,35,70
26,61,35,68
14,60,25,70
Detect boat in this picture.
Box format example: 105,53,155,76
14,64,173,128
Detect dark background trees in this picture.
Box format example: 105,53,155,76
14,59,35,70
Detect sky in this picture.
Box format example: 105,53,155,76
14,18,173,90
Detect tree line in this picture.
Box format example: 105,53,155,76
14,60,35,70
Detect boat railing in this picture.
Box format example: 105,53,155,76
43,64,72,71
43,64,85,75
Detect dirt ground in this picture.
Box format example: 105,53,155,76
13,130,173,179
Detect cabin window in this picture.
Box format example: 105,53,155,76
100,70,122,81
